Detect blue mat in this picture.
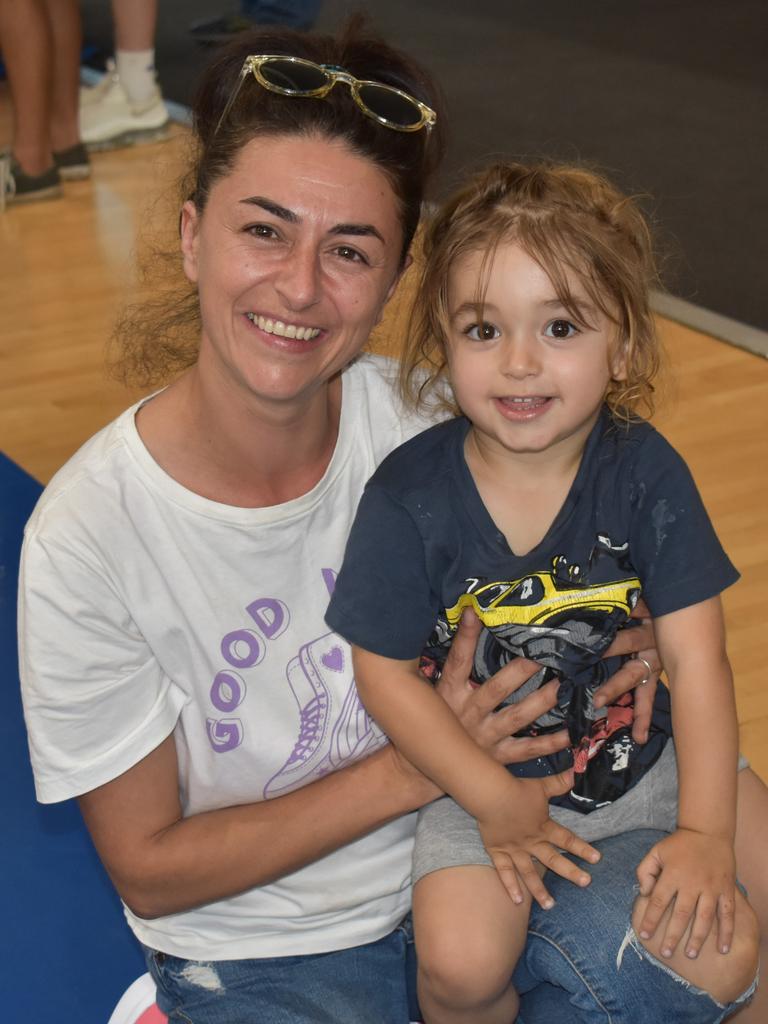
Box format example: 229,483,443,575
1,452,145,1022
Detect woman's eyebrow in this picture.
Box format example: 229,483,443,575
238,196,384,243
240,196,298,222
330,223,385,243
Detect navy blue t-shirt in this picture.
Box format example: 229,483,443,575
326,410,739,813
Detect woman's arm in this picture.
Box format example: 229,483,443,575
76,614,560,919
79,731,430,920
634,595,739,959
436,604,661,764
78,609,656,920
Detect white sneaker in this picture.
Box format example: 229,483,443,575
80,73,170,151
79,60,119,108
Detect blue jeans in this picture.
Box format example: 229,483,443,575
145,830,755,1023
146,918,418,1023
515,829,756,1023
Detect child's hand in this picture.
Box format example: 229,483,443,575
477,769,600,909
635,829,737,959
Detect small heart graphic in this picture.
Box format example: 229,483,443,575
321,646,344,672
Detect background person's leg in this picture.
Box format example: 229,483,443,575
111,0,157,104
41,0,82,157
79,0,168,150
0,0,53,175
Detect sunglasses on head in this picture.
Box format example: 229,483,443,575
214,54,437,136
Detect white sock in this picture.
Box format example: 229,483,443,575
116,49,158,106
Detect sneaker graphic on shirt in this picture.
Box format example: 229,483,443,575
328,670,384,769
263,632,383,798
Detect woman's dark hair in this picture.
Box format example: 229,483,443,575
110,17,445,387
193,17,445,261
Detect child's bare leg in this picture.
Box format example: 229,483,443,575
730,768,768,1020
414,865,529,1024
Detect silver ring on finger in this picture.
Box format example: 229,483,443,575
634,655,653,686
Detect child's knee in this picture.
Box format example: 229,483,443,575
417,929,518,1009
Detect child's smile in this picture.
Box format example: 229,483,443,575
494,394,554,421
447,241,627,467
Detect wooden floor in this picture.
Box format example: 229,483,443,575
2,86,766,779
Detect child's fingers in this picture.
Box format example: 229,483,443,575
636,880,676,941
655,890,698,957
546,821,601,866
635,850,662,897
538,767,575,800
511,854,555,910
489,850,525,906
684,893,717,959
715,891,736,955
534,846,592,889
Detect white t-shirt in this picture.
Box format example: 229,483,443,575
19,354,435,960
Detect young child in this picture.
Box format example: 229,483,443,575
325,162,753,1022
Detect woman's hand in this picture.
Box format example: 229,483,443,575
635,829,737,960
478,771,600,908
595,600,662,743
435,609,570,766
436,604,663,762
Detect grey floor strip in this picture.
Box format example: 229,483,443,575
652,291,768,359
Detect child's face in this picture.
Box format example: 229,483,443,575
445,241,626,464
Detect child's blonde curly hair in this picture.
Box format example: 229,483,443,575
401,161,663,422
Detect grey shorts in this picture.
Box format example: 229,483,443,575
412,741,749,886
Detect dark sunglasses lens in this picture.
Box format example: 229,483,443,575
260,59,328,93
357,83,422,127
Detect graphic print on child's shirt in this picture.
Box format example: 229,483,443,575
421,534,648,812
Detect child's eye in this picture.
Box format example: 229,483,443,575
465,322,500,341
545,319,579,340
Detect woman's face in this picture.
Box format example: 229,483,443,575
181,133,405,409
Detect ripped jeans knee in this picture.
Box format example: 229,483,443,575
617,920,757,1022
514,829,758,1024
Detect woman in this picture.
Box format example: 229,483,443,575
19,22,759,1023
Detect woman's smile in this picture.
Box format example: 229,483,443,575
244,312,322,342
180,133,404,409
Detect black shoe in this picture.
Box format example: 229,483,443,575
0,153,62,209
53,143,91,181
